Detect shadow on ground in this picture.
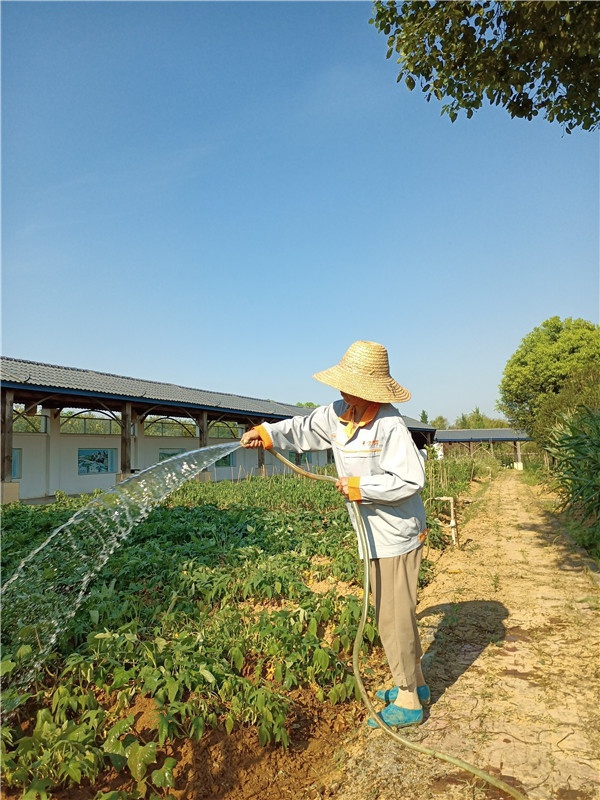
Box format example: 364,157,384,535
418,600,509,703
528,505,600,581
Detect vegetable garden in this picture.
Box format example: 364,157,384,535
1,458,479,799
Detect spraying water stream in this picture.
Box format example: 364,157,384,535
1,442,241,689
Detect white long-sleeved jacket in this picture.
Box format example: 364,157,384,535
259,400,427,559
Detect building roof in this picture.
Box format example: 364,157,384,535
435,428,530,443
0,356,309,419
1,356,431,433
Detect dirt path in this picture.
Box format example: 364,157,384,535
332,470,600,800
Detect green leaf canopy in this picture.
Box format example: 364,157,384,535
497,316,600,438
370,1,600,132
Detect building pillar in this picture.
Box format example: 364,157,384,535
1,389,19,503
192,412,210,480
513,440,523,470
41,407,62,497
1,389,14,482
257,446,265,475
132,410,142,470
120,402,132,479
49,409,61,494
197,411,208,448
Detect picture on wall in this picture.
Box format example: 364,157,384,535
78,448,117,475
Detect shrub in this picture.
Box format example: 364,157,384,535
546,406,600,558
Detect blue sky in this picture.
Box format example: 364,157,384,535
2,1,598,424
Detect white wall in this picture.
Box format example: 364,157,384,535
12,430,330,500
12,433,48,499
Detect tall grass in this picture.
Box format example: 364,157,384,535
546,406,600,559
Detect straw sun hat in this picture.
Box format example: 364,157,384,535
313,340,411,404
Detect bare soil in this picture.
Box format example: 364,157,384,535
23,471,600,800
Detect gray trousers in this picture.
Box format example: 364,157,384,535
369,546,423,691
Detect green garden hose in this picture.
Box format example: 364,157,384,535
267,449,528,800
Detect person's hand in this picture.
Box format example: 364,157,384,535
336,477,350,499
240,429,263,448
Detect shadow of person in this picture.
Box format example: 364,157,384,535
417,601,509,703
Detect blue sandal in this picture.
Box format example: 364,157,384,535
376,684,431,705
375,683,431,706
367,703,423,729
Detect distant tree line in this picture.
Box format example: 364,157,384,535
420,408,508,432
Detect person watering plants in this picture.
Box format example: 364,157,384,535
240,340,430,729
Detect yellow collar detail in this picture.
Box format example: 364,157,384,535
339,402,380,438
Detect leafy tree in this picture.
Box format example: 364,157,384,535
533,363,600,445
296,402,318,408
370,1,600,132
498,317,600,438
430,415,449,430
419,410,430,423
453,407,509,429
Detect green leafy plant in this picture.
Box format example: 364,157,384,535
1,468,469,795
547,406,600,558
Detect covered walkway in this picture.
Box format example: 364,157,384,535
434,428,531,467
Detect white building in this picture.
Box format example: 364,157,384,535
1,357,434,502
